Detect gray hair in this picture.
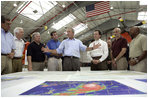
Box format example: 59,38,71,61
32,32,40,39
14,27,23,36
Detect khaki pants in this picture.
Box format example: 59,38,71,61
12,58,22,73
112,57,128,70
48,57,62,71
130,58,147,73
1,55,12,75
32,62,45,71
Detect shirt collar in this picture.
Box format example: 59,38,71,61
14,36,23,42
51,39,58,42
95,39,101,42
134,33,141,40
1,28,9,33
67,38,75,40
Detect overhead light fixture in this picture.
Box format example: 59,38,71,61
53,22,55,25
118,23,120,27
20,20,23,24
62,4,65,8
13,3,17,7
110,6,113,10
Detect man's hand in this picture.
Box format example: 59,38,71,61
92,59,100,64
93,43,101,50
112,59,117,68
129,59,137,66
28,64,32,71
8,52,15,59
41,47,50,53
107,60,112,64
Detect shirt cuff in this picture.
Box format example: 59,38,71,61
99,58,103,62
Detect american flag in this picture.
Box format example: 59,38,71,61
86,1,110,17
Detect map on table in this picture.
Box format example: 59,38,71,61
136,79,147,83
20,81,146,95
1,77,24,82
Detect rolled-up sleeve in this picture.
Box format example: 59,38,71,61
56,41,65,54
79,41,87,52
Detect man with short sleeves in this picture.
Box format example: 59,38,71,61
1,15,16,74
111,28,128,70
27,32,45,71
42,27,100,71
129,26,147,73
12,27,25,73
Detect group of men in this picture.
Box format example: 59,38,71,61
1,16,24,74
1,15,147,75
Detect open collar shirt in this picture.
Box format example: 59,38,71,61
14,36,25,57
88,39,108,62
1,28,16,54
56,38,87,58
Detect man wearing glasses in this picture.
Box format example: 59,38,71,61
1,15,16,75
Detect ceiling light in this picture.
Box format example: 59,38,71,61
13,3,17,7
20,20,23,24
62,4,65,8
110,6,113,10
118,23,120,27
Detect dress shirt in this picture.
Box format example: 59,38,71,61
46,39,61,58
56,38,87,58
1,28,16,54
88,39,108,62
14,36,25,57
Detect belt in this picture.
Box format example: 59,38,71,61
50,56,61,59
92,56,102,60
1,53,9,56
64,56,79,59
13,57,22,59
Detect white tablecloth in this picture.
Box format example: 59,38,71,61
1,68,147,97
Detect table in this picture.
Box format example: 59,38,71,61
1,68,147,97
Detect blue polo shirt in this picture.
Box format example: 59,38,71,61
46,39,61,58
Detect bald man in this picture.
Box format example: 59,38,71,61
111,28,128,70
129,26,147,73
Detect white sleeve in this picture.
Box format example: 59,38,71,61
99,42,108,62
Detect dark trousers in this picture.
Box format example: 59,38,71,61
63,57,80,71
91,56,108,71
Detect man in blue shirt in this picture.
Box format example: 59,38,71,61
42,27,100,71
46,31,62,71
1,16,16,75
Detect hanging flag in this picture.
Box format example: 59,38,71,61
86,1,110,17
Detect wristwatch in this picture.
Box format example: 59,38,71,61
114,58,117,62
135,59,139,63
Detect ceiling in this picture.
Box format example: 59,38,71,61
1,1,147,44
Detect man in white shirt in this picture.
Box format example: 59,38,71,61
12,27,25,72
88,30,108,70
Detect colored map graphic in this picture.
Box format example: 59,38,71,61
1,77,23,82
21,81,146,95
136,79,147,83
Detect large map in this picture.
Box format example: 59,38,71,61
21,81,146,95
